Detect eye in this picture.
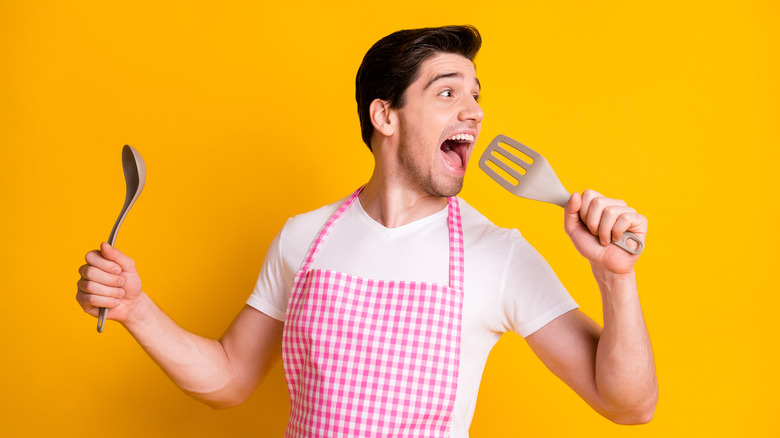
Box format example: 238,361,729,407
473,93,480,103
439,89,453,98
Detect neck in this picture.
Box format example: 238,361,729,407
358,173,448,229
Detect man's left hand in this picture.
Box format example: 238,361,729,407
564,189,648,275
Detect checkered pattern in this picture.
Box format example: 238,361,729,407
282,188,464,437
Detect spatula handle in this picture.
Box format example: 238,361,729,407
612,231,644,255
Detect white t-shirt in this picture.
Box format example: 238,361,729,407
247,195,578,437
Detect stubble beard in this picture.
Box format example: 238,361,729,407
397,135,464,198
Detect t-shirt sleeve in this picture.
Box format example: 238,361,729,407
246,222,294,321
501,231,579,337
245,201,341,321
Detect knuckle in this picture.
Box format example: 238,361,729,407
77,292,97,309
81,292,96,306
85,250,99,263
583,189,602,200
84,280,100,294
90,294,109,307
610,207,629,221
586,218,600,233
77,296,92,310
580,191,592,204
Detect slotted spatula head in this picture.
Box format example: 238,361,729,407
478,134,644,255
478,134,571,207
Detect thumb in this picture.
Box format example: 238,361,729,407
100,242,137,273
563,192,582,235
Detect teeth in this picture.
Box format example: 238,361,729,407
448,133,474,142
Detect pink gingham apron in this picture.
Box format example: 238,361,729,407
282,188,465,437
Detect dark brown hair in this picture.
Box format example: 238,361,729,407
355,25,482,151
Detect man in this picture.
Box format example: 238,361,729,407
77,25,657,437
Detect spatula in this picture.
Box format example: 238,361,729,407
478,134,643,255
97,145,147,333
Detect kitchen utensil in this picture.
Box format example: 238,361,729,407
478,134,643,255
97,145,146,333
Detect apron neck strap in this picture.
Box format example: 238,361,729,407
446,196,465,291
300,187,465,290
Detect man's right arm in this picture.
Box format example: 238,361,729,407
76,242,284,409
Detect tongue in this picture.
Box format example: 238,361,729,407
442,148,463,168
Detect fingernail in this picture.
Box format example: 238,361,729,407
112,266,121,274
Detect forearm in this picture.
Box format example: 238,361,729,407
592,268,658,423
122,293,238,407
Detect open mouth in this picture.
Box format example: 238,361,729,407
440,133,474,169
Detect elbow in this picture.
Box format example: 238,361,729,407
184,388,249,410
634,405,656,425
605,392,658,425
205,398,244,410
610,404,656,425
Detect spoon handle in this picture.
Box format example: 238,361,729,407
97,308,108,332
96,227,120,333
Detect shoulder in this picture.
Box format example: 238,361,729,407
283,197,345,235
457,197,550,269
276,195,350,258
457,197,524,247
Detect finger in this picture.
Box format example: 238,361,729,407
76,277,125,300
583,193,628,238
76,289,122,310
79,264,125,288
578,189,602,226
612,212,646,243
598,206,635,246
563,192,583,235
85,249,122,275
583,195,610,237
100,242,137,273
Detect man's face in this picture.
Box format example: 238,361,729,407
392,53,484,198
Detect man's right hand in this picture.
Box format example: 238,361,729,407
76,242,144,324
74,242,285,408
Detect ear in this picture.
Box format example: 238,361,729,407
369,98,395,137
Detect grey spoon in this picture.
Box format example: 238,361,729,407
97,145,146,333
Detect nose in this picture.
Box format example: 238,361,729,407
459,97,484,124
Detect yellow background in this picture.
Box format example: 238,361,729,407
2,1,778,436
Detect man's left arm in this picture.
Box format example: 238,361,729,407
525,189,658,424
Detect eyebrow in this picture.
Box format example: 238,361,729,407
423,72,481,91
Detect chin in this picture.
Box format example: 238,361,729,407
423,177,464,198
